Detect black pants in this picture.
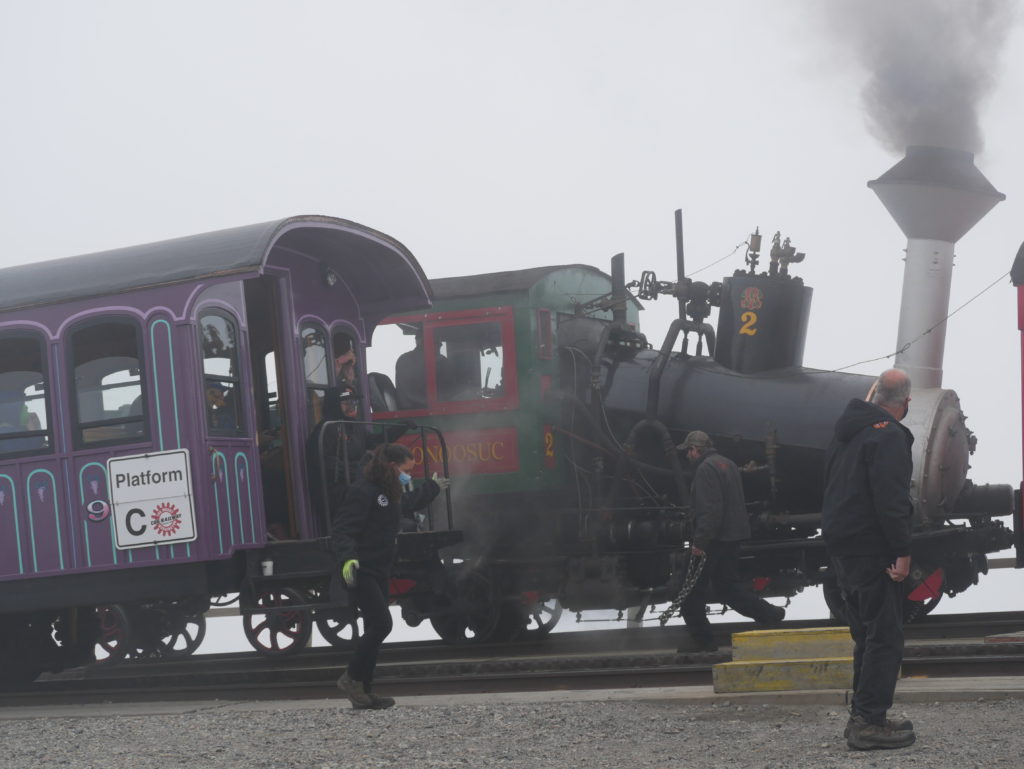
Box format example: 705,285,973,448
681,540,778,641
347,574,393,690
832,554,904,725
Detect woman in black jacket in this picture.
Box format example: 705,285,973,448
331,443,444,709
307,386,414,523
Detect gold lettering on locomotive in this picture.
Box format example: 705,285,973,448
739,310,758,336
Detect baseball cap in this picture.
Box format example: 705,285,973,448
678,430,713,450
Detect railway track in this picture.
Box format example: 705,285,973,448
3,612,1023,705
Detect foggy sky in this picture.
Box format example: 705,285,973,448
823,0,1015,153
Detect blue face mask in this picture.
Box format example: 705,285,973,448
398,471,412,485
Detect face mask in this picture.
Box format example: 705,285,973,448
398,471,412,485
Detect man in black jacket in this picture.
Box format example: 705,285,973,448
823,368,915,750
676,431,785,653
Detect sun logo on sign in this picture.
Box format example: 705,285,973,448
151,502,183,536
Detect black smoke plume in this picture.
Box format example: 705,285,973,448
824,0,1015,153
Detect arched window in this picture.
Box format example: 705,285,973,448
301,323,329,425
0,332,51,455
332,329,358,389
199,311,244,435
71,319,147,446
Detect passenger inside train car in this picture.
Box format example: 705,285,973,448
333,331,358,389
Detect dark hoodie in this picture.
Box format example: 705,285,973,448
822,398,914,559
690,450,751,550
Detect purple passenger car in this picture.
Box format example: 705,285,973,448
0,215,433,683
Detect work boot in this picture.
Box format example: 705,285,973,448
846,715,916,750
366,691,396,710
336,671,374,709
844,714,913,738
758,604,786,628
676,633,719,653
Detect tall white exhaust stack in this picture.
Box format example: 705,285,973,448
868,146,1004,388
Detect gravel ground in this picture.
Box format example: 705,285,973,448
2,697,1022,769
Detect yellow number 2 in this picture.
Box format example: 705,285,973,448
544,430,555,457
739,311,758,336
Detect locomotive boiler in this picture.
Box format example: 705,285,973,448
368,146,1018,638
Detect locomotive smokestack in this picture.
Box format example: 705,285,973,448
868,145,1004,388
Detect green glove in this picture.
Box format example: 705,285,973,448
342,559,359,587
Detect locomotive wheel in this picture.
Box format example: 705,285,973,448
243,588,313,657
904,591,942,623
903,564,945,623
315,607,362,649
210,593,239,607
488,602,526,643
522,598,563,637
155,607,206,658
429,571,501,644
94,604,132,664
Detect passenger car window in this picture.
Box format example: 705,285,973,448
199,311,244,434
0,333,50,454
72,320,146,445
301,324,329,425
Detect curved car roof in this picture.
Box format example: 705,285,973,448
431,264,610,300
0,215,432,320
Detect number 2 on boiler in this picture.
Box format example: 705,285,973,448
739,311,758,336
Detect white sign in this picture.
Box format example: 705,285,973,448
107,449,197,550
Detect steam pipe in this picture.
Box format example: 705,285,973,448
675,209,686,320
611,252,627,325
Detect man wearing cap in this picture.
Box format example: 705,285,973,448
675,430,785,653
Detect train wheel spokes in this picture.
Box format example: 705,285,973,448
523,597,562,637
156,608,206,658
210,593,239,607
243,588,313,657
430,571,501,644
315,608,362,649
94,604,132,665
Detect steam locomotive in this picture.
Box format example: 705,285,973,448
366,207,1018,641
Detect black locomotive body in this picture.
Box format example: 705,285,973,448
368,227,1017,640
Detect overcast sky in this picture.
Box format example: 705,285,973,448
2,3,1022,621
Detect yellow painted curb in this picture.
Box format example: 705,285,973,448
713,657,854,693
731,627,853,662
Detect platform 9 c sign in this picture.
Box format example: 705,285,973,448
106,449,197,550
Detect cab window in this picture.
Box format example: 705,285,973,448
369,309,516,414
71,319,147,446
433,322,504,402
0,333,51,455
199,311,244,434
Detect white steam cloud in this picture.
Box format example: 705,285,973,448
825,0,1015,153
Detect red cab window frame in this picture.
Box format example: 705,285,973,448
376,306,518,418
